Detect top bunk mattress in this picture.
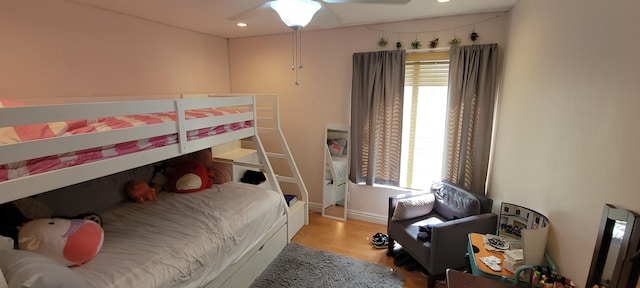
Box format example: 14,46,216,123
74,182,286,288
0,100,252,184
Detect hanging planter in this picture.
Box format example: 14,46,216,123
448,36,461,47
378,37,388,47
428,38,439,49
469,30,479,42
411,39,422,49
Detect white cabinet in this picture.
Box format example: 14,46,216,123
212,148,261,183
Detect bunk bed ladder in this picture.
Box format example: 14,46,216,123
204,93,309,240
254,95,309,240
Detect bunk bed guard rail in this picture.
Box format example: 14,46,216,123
0,95,257,204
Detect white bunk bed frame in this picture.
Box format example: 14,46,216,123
0,94,288,288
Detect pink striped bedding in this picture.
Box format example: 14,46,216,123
0,100,252,182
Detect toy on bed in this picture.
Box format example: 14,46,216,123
17,218,104,267
126,179,158,204
171,148,231,184
0,197,52,244
165,159,215,193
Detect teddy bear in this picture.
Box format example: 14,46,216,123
164,160,215,193
18,218,104,267
126,180,157,204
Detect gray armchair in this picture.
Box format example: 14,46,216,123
387,180,497,288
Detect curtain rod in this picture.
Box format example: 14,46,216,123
406,47,451,54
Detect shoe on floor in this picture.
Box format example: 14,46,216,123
404,258,419,271
371,232,389,249
372,232,388,243
391,249,405,260
372,239,388,249
393,251,411,267
386,245,403,257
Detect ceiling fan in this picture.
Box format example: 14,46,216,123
322,0,410,3
230,0,411,85
230,0,412,29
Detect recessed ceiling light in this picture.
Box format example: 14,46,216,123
237,22,248,27
437,0,450,2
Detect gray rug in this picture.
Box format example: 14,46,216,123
250,243,404,288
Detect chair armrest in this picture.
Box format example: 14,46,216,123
428,213,498,275
388,191,432,224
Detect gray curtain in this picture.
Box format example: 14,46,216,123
350,50,405,186
443,44,499,194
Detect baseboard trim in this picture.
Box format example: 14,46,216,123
308,202,322,213
308,202,387,225
347,210,387,225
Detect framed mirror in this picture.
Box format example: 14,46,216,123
587,204,640,288
322,124,350,221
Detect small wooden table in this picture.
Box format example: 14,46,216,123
446,269,516,288
467,233,523,284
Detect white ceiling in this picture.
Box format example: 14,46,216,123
66,0,518,38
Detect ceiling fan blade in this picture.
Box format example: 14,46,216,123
309,3,343,28
322,0,411,4
228,2,273,21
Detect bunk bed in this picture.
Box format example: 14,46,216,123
0,95,289,288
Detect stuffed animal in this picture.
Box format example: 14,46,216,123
69,212,103,227
18,218,104,267
0,198,52,245
165,160,214,193
126,180,157,204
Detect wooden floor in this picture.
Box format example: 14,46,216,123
292,212,446,288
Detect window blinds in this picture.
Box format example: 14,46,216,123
405,51,450,87
402,51,450,189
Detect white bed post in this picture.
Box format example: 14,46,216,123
248,96,290,221
175,99,189,154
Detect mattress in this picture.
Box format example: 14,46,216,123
73,182,286,288
0,108,252,182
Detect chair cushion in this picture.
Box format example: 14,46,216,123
387,213,445,268
440,180,493,213
391,193,436,221
433,184,481,220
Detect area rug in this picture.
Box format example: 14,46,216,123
250,243,404,288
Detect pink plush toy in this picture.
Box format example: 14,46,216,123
18,218,104,267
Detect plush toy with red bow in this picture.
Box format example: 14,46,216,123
165,160,214,193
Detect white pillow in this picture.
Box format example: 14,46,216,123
0,249,88,288
391,193,436,221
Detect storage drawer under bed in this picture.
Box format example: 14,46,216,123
212,222,288,288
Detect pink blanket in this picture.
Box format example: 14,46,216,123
0,100,251,182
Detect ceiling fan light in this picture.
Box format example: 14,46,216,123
270,0,321,28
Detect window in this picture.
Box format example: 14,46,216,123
400,52,450,190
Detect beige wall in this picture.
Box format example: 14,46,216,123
492,0,640,285
229,12,509,220
7,0,635,284
0,0,230,99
